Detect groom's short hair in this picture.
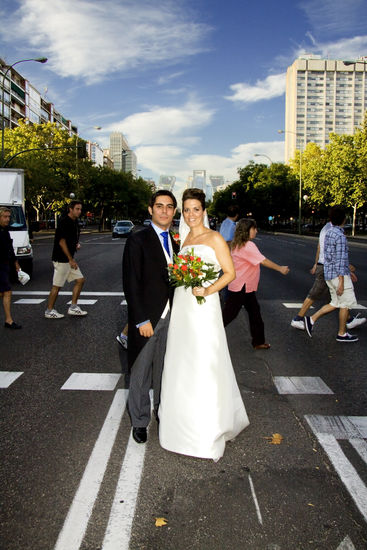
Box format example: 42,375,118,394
149,190,177,209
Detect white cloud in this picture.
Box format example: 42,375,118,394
2,0,212,84
299,0,367,37
225,73,286,104
103,100,215,146
296,34,367,61
136,141,285,191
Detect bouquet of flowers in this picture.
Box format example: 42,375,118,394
168,248,219,304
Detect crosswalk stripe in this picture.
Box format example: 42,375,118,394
274,376,333,395
313,432,367,523
13,291,124,296
61,373,121,391
0,371,23,388
54,389,128,550
14,298,46,304
102,430,148,550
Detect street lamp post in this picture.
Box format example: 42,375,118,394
254,153,273,164
278,129,303,234
1,57,48,167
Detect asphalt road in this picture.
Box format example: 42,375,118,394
1,228,366,550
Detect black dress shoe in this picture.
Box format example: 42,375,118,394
4,322,22,329
132,427,147,444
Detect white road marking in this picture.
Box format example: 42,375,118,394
248,473,263,526
349,439,367,463
336,535,356,549
66,299,97,305
283,303,314,309
274,376,333,395
316,433,367,523
14,298,46,304
54,389,128,550
306,415,367,524
102,430,149,550
13,291,124,296
0,371,23,388
61,373,121,391
120,300,127,305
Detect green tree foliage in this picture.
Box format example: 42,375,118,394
1,121,154,224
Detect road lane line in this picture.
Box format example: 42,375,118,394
314,433,367,523
0,371,24,388
54,389,128,550
248,473,263,525
273,376,333,395
336,535,356,549
349,438,367,464
102,430,149,550
13,291,124,296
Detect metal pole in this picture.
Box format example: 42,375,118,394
298,149,302,235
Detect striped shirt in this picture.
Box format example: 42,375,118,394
323,225,350,280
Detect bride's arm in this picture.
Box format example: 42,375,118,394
195,233,235,298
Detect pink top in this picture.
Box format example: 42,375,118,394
229,241,265,293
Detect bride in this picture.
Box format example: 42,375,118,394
159,188,249,460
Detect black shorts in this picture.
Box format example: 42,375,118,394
0,263,11,292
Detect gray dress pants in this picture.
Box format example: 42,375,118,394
128,314,170,427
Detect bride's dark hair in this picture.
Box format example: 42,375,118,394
230,218,257,250
182,188,206,210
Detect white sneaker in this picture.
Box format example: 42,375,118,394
346,314,366,330
68,305,88,316
45,309,65,319
291,318,305,330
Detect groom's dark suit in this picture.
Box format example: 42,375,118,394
122,224,179,427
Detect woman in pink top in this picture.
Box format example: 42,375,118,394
222,218,289,349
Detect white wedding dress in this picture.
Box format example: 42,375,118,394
159,244,249,460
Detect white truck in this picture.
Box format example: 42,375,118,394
0,168,33,276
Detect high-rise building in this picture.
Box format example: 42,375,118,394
109,132,129,171
86,141,104,167
0,58,77,134
158,175,176,191
123,149,137,177
285,55,367,162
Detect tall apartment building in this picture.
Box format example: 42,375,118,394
86,141,104,167
285,56,367,162
123,149,137,177
109,131,130,171
0,58,77,134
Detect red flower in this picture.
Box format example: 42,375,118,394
189,255,194,261
173,264,178,269
181,265,188,271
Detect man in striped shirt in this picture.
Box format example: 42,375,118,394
304,207,359,343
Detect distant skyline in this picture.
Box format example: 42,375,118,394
1,0,367,194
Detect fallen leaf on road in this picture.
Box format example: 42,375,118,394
265,433,283,444
155,517,168,527
308,503,314,507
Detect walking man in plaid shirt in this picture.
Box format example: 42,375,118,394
304,206,359,343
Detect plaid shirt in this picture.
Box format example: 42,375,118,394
323,225,350,280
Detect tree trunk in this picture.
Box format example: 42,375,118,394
352,203,357,237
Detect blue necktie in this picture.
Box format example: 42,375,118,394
161,231,170,256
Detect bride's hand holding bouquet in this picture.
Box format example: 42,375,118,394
167,248,219,304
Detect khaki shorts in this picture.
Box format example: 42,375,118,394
52,261,84,287
326,275,357,309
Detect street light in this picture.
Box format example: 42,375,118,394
278,129,303,235
254,153,273,164
1,57,48,167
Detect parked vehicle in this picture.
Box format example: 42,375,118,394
112,220,134,238
0,168,33,276
143,219,151,226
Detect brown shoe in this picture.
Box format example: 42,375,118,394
254,343,270,350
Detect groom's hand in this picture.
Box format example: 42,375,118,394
139,321,154,338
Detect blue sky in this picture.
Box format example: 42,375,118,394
1,0,367,195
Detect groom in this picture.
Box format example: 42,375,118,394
122,190,178,443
